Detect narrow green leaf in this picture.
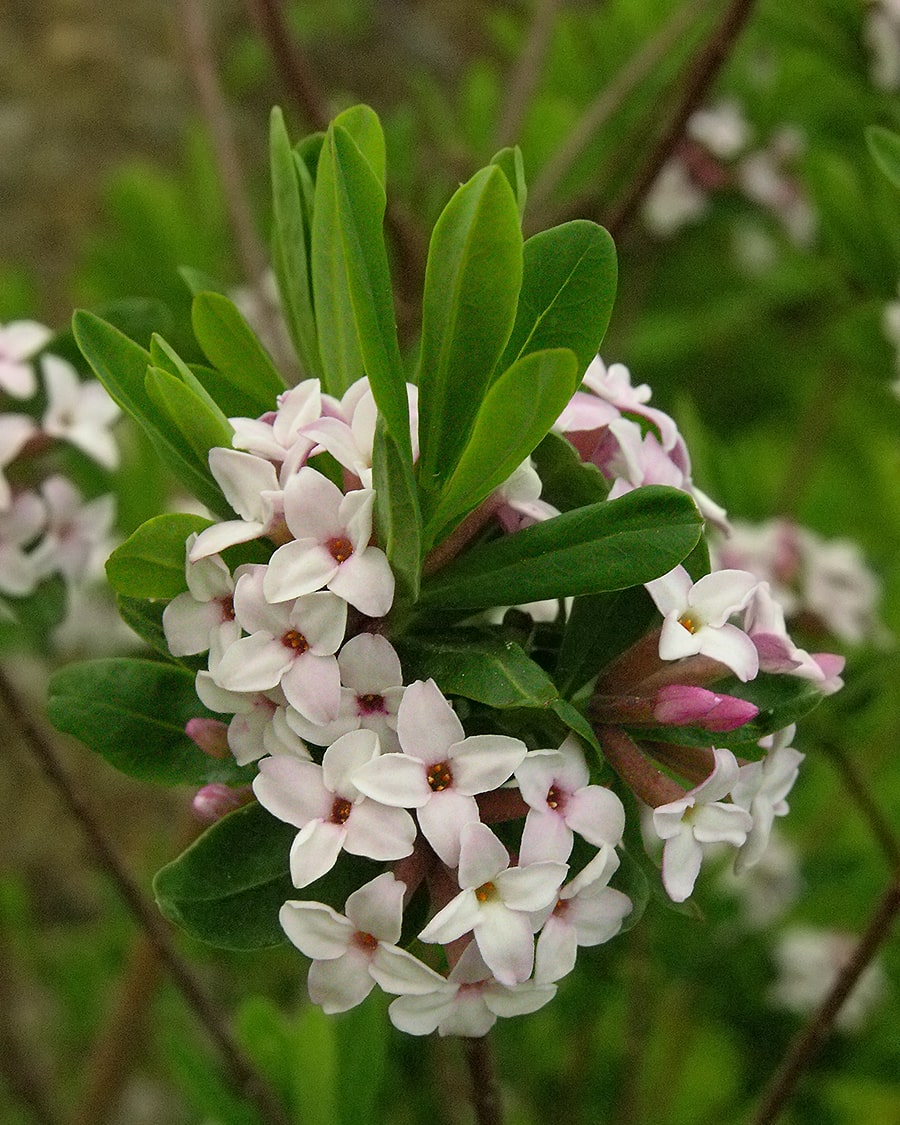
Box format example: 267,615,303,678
189,363,271,420
500,220,617,378
154,803,296,950
333,103,386,186
145,366,234,463
428,348,579,537
270,107,322,380
551,699,604,757
106,513,213,599
116,595,173,660
531,431,609,510
419,486,703,610
191,291,286,411
372,419,422,605
490,145,527,220
47,658,248,785
866,124,900,190
150,334,232,422
416,165,523,510
556,586,657,697
395,630,559,709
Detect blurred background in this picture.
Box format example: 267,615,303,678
2,1,899,1122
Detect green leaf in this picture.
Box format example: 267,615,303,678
145,366,234,464
189,363,271,420
106,513,213,599
556,586,656,697
419,486,703,611
72,311,231,516
116,595,173,659
416,165,523,511
866,125,900,190
47,658,248,785
395,630,559,709
499,220,617,379
270,107,322,380
428,348,579,537
490,145,527,220
372,419,422,605
154,803,296,950
531,430,609,511
551,698,604,757
333,103,386,186
179,265,228,297
323,123,410,453
149,334,234,424
191,291,286,412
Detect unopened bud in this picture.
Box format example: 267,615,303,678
191,783,253,824
185,717,230,759
653,684,758,732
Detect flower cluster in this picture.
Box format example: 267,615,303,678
0,321,120,625
165,355,846,1034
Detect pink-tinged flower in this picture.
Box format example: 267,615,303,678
533,845,632,983
40,355,120,469
653,684,758,732
229,380,325,477
0,320,50,399
191,783,253,823
30,476,115,586
515,735,626,866
253,729,416,888
582,358,682,451
418,822,567,986
190,448,285,560
184,717,230,759
353,679,527,866
280,873,408,1014
0,414,37,510
646,565,760,681
162,537,241,660
0,490,45,598
387,941,558,1038
743,582,835,688
285,633,405,751
194,672,309,766
731,725,804,873
652,747,753,902
263,467,394,618
494,459,558,534
212,565,346,725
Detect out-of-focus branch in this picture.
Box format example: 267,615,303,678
751,878,900,1125
822,740,900,875
527,0,715,224
0,668,291,1125
604,0,758,242
494,0,561,150
463,1034,504,1125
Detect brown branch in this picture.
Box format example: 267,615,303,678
604,0,758,242
821,741,900,875
0,668,291,1125
463,1034,504,1125
0,931,60,1125
494,0,562,150
527,0,715,222
751,878,900,1125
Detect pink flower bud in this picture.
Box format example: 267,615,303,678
185,717,230,759
653,684,758,732
191,783,253,824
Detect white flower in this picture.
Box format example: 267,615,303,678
229,379,325,475
687,100,751,160
253,729,416,888
30,476,115,586
353,678,527,866
0,490,45,598
194,672,309,766
190,448,285,560
41,354,120,469
652,748,753,902
0,414,37,510
418,822,567,986
0,320,51,399
731,726,804,873
162,536,241,660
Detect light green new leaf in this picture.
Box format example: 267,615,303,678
490,145,527,220
106,512,213,599
866,125,900,190
191,290,286,412
428,347,579,538
500,220,617,378
145,366,234,464
150,333,231,421
416,165,523,511
333,103,386,185
419,486,703,610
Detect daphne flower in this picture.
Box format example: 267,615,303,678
646,565,760,681
0,490,45,598
0,320,50,399
253,729,416,888
652,747,753,902
41,354,120,469
229,380,326,476
353,678,527,866
194,672,309,766
263,467,394,618
31,476,115,586
731,726,804,873
515,735,626,865
162,536,241,660
190,448,286,560
0,414,37,510
494,459,558,533
418,822,567,986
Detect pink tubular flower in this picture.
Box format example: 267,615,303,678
515,735,626,865
253,729,416,888
263,467,394,618
352,678,527,866
162,536,240,661
653,684,759,732
646,565,760,681
192,783,253,824
194,672,309,766
279,873,408,1014
418,822,567,987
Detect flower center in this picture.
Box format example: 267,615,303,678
679,613,699,634
358,692,386,715
327,535,354,564
329,797,353,824
218,595,235,622
426,761,453,792
354,930,379,951
546,784,565,811
281,629,309,653
475,881,497,903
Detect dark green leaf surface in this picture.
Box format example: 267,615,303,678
866,125,900,190
116,595,174,660
419,486,703,610
106,513,213,599
191,291,286,412
556,586,657,697
531,431,609,511
47,659,247,785
373,419,422,605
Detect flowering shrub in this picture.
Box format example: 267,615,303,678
46,105,842,1039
